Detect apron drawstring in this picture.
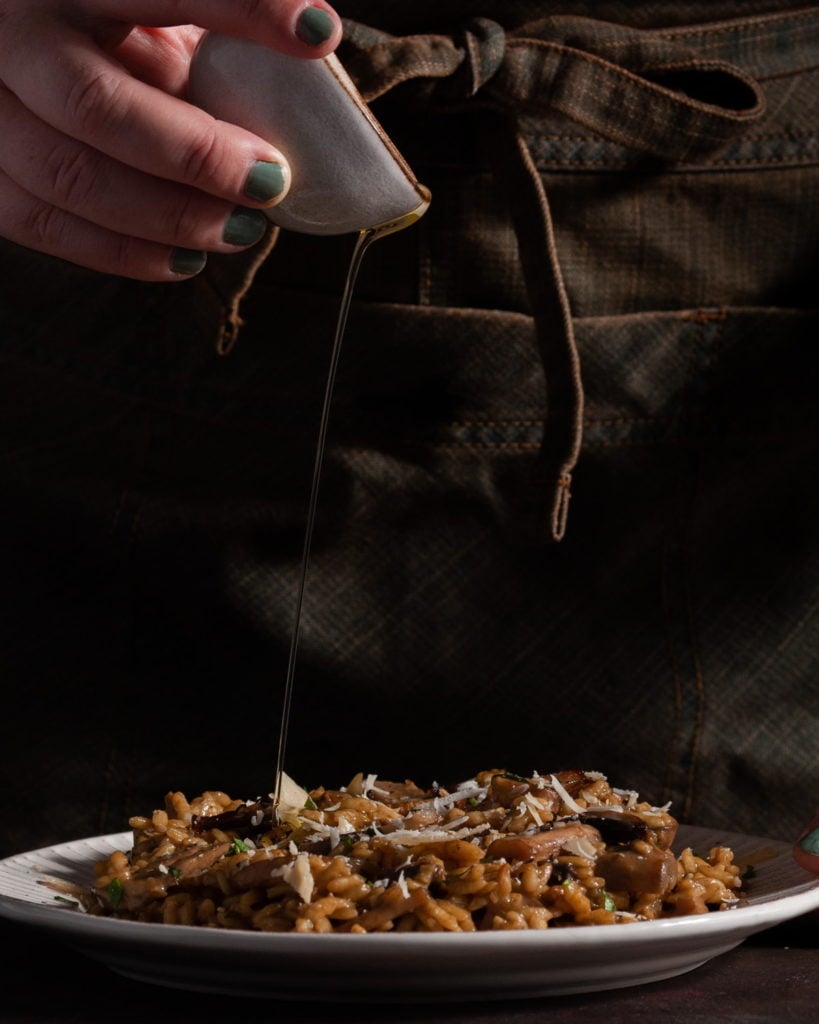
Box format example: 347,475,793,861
339,14,767,539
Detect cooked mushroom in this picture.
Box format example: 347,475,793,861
487,823,601,862
596,848,681,896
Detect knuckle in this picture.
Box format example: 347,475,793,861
177,126,224,189
164,190,208,245
235,0,271,24
44,144,103,210
109,232,141,278
22,198,65,250
63,65,127,137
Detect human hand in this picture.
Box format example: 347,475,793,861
794,812,819,874
0,1,341,279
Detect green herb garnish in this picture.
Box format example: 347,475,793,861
169,867,182,878
53,895,79,907
600,890,616,912
228,837,250,855
107,878,124,909
304,796,318,811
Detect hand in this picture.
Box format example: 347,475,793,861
0,1,341,280
794,811,819,874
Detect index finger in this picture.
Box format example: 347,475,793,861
75,0,342,58
0,1,341,207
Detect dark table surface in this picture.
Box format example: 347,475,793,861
1,912,816,1024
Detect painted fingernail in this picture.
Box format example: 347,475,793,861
223,206,268,247
296,5,335,46
244,161,288,204
170,248,207,276
798,827,819,855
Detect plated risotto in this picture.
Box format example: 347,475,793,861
79,769,745,932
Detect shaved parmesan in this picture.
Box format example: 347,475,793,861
561,835,599,859
275,771,313,820
280,853,314,903
374,823,490,845
524,794,545,827
549,774,584,815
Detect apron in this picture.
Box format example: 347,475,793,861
0,1,816,855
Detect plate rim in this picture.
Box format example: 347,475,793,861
2,824,817,1001
1,824,817,949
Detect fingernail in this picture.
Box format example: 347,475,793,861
170,248,207,276
244,161,288,204
798,827,819,855
296,5,335,46
223,206,268,246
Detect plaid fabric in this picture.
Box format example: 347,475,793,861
0,2,816,855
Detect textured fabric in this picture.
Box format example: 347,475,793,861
0,2,817,857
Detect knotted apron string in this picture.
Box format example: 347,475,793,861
340,14,766,540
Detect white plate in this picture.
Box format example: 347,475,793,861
0,826,817,1002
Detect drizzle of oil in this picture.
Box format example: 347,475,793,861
272,226,378,802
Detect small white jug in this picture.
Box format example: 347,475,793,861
188,34,431,236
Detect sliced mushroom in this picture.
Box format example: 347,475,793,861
596,848,681,896
551,769,591,797
488,774,530,808
230,853,293,891
487,823,601,863
166,841,233,878
578,810,652,845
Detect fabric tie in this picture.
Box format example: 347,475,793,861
340,14,767,540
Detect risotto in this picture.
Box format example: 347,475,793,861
79,769,744,932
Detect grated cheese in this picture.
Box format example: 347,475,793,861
524,793,545,827
279,852,314,903
549,774,584,815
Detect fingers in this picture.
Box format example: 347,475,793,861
0,167,212,281
794,812,819,874
2,18,292,212
0,83,269,250
82,0,342,58
0,1,341,278
0,81,277,280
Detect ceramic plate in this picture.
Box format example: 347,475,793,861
0,826,816,1002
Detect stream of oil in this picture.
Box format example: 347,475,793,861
272,227,378,801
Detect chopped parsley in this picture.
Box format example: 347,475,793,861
228,837,250,856
600,890,617,912
169,867,182,878
107,878,124,909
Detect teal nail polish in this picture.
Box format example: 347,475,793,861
244,161,287,203
798,827,819,855
170,248,207,276
223,207,268,246
296,6,334,46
